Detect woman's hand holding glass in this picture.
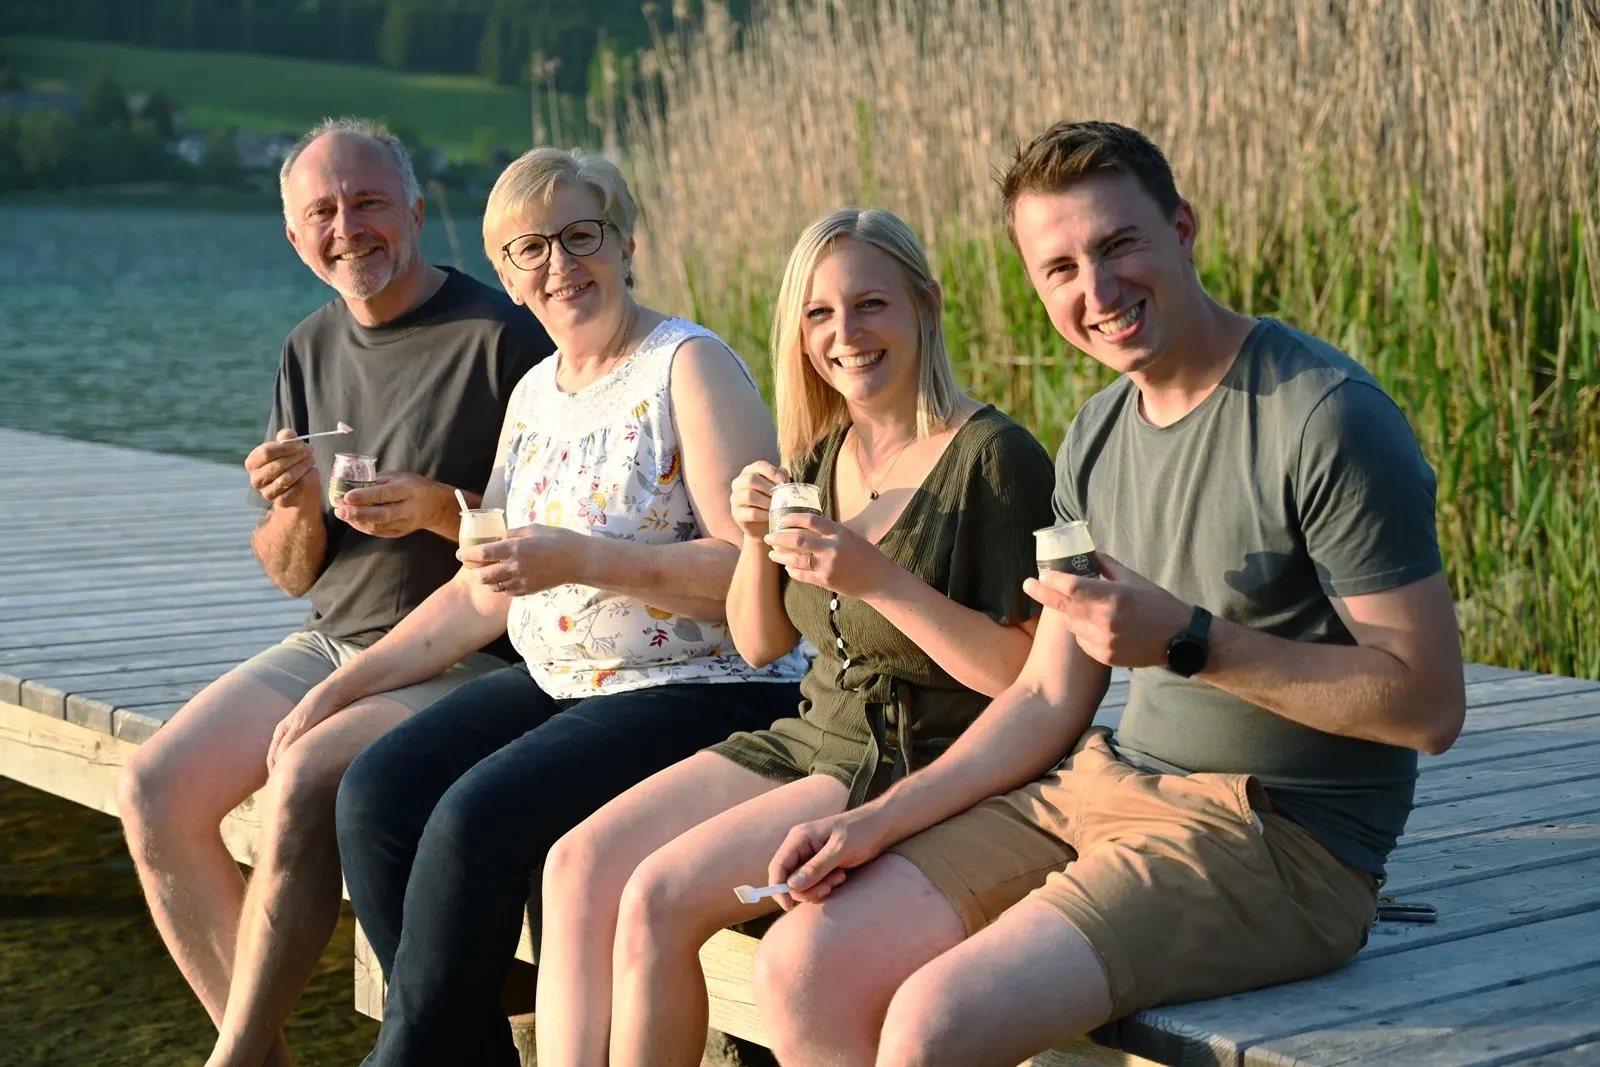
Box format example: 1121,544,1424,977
730,460,791,542
457,524,588,597
765,513,895,598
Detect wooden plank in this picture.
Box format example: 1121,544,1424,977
0,698,262,864
1128,911,1600,1058
1459,675,1600,713
0,560,268,596
1358,854,1600,960
1403,775,1600,841
1413,742,1600,807
3,588,293,625
64,684,217,734
1512,1040,1600,1065
1424,714,1600,771
0,638,283,691
1454,690,1600,734
0,577,284,614
1388,811,1600,892
114,704,187,744
1245,962,1600,1066
0,626,297,668
0,610,304,652
0,543,256,575
0,526,250,558
18,659,255,719
0,600,304,641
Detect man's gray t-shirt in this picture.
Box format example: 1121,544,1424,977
256,267,553,650
1053,318,1442,875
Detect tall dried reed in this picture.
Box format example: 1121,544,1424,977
608,0,1600,677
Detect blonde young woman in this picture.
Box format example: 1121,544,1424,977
266,147,808,1067
535,207,1057,1066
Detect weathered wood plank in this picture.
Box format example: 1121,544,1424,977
1358,854,1600,959
113,704,188,744
1403,775,1600,841
0,610,304,653
1512,1040,1600,1064
0,626,297,668
0,544,259,576
0,560,271,597
1128,911,1600,1058
3,590,292,627
1424,713,1600,771
1413,741,1600,807
0,600,303,642
1245,962,1600,1066
1459,675,1600,712
1387,811,1600,892
18,660,258,719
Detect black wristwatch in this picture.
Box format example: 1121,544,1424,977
1166,606,1212,678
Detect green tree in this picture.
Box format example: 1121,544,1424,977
82,62,130,128
0,66,20,94
140,88,180,141
377,4,415,70
477,10,509,85
197,126,241,185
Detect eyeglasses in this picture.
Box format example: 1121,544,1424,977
499,219,611,272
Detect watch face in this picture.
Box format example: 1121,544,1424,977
1168,637,1206,677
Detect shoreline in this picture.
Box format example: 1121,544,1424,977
0,186,489,215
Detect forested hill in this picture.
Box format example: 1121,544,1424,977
0,1,752,97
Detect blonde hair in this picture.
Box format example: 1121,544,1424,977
771,208,962,468
482,147,639,260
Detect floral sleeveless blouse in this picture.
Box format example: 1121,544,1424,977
502,317,807,699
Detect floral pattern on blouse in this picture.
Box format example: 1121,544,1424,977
501,317,806,698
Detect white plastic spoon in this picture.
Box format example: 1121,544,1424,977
454,488,470,515
733,882,790,904
288,421,353,442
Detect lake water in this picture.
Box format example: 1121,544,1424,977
0,202,496,464
0,203,492,1066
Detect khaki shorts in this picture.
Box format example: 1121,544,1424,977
890,727,1379,1019
234,630,508,711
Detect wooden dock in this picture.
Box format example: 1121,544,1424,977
4,425,1600,1066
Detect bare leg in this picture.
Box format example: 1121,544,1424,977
607,771,849,1067
537,752,800,1067
206,696,414,1067
753,855,967,1067
118,672,296,1066
874,901,1113,1067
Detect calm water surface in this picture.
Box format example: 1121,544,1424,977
0,203,494,1066
0,202,495,463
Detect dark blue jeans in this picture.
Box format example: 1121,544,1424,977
335,665,797,1067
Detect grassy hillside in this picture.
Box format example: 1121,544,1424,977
0,36,536,158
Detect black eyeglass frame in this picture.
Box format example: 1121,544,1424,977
499,218,614,272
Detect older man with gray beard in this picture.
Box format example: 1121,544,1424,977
117,117,552,1067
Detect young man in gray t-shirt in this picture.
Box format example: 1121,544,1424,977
748,121,1468,1065
117,120,550,1067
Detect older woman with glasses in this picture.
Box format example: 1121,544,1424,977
302,147,805,1066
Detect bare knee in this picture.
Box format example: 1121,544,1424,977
877,972,959,1067
542,823,603,912
755,909,878,1062
614,854,707,964
258,742,347,863
119,741,207,850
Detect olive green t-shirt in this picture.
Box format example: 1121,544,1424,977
1053,318,1443,875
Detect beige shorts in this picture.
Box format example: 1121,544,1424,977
890,727,1379,1019
234,630,508,711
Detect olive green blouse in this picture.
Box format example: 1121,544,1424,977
715,405,1056,807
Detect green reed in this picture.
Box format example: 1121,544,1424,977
607,0,1600,679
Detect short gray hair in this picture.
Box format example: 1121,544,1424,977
279,117,423,223
482,146,639,259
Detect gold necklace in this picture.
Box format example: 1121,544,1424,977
853,427,915,501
